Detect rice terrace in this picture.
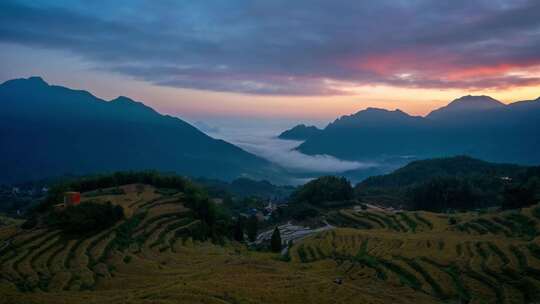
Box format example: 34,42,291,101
0,173,539,304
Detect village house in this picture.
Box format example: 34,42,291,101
54,192,81,211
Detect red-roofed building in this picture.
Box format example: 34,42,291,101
63,192,81,206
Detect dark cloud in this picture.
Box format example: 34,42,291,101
1,0,539,95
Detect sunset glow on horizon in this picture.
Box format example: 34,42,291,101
1,0,539,121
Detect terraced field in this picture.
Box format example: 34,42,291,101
2,186,540,303
0,185,204,298
293,205,540,304
0,187,425,304
0,185,432,304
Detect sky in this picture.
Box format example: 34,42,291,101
1,0,540,123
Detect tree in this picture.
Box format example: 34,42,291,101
502,183,536,210
232,216,245,242
270,227,282,252
47,201,124,235
286,203,320,221
290,176,353,207
408,177,478,212
246,215,258,242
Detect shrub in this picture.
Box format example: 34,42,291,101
408,177,480,212
286,203,320,220
21,216,38,230
48,202,124,235
271,227,282,252
112,212,146,251
290,176,353,206
502,183,537,210
246,215,258,242
232,216,245,242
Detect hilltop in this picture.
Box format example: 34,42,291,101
359,156,524,188
426,95,505,120
355,156,540,211
278,124,322,141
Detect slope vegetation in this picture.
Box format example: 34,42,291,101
1,184,436,304
292,204,540,304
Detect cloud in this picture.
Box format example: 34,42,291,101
1,0,540,95
236,137,374,173
204,122,375,173
192,120,220,133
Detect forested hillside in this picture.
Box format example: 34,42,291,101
356,156,540,211
0,77,280,184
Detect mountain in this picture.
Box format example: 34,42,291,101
297,95,540,165
297,108,435,161
278,124,322,140
0,77,281,183
426,95,505,120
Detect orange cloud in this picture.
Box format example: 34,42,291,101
446,64,515,80
347,51,540,91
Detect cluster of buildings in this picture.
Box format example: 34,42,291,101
0,184,50,217
2,185,49,197
240,201,288,222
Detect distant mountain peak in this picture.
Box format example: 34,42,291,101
343,107,412,122
448,95,504,107
322,107,421,131
110,95,143,106
427,95,504,119
27,76,48,85
109,95,157,114
110,95,135,103
1,76,49,88
351,107,409,117
278,124,322,140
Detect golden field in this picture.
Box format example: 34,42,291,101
1,184,540,304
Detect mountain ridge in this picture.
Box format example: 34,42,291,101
278,124,322,140
0,76,282,184
426,95,505,120
296,95,540,165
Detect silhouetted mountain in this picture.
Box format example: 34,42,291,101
0,77,281,183
426,95,504,120
297,96,540,165
278,124,322,140
298,108,433,161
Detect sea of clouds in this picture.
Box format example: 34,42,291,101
193,118,374,175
